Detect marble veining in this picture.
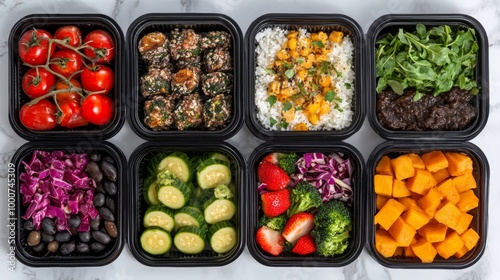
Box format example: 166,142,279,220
113,0,124,19
181,0,198,12
0,149,16,178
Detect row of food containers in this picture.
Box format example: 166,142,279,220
8,13,489,269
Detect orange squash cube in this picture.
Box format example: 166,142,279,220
391,155,415,181
375,229,399,258
437,178,460,205
445,152,473,177
376,155,394,176
456,190,479,213
388,217,416,247
407,153,426,169
434,231,465,259
403,205,431,230
453,172,477,193
455,212,473,235
460,228,480,250
432,168,450,184
434,202,462,230
418,222,448,243
394,247,404,256
422,151,449,172
374,174,393,197
417,188,443,218
393,179,411,198
375,199,406,230
376,194,390,210
412,238,438,263
407,169,437,195
454,246,469,258
398,197,417,211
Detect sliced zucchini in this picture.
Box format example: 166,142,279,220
209,221,237,254
140,227,172,255
206,152,231,166
143,176,161,205
143,205,175,232
203,197,236,224
214,184,233,199
147,152,168,176
196,159,231,189
156,177,192,209
173,226,206,254
174,206,205,231
157,152,193,182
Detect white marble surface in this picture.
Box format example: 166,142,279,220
0,0,499,279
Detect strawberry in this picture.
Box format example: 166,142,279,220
261,188,291,217
256,226,285,256
282,212,315,244
257,161,290,191
292,234,316,255
261,153,278,164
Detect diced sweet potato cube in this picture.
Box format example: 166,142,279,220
393,179,411,198
376,195,390,210
422,151,449,172
455,212,473,235
403,205,431,230
375,199,406,230
456,190,479,213
454,245,469,258
460,228,480,250
374,174,393,197
434,231,465,259
432,168,450,184
404,245,417,257
388,217,416,247
434,202,462,230
398,197,417,211
376,155,394,176
394,247,404,256
418,222,448,243
437,179,460,205
407,169,437,195
445,152,473,177
453,172,477,193
417,188,443,218
411,192,424,201
408,153,426,169
375,229,399,258
391,155,415,181
412,237,438,263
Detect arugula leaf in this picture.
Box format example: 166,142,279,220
285,69,295,79
283,101,292,111
386,80,404,95
269,117,277,127
413,91,424,102
267,95,277,107
312,41,325,48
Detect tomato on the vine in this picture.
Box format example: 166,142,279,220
81,65,114,94
19,99,57,130
55,78,82,103
19,29,55,65
81,94,114,125
57,100,89,128
83,30,115,63
54,25,82,49
22,67,56,99
49,50,83,77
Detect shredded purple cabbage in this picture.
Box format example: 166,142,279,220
20,150,95,232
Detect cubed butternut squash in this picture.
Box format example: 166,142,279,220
432,168,450,184
376,155,394,176
404,238,418,257
376,194,390,210
455,213,473,235
434,202,462,230
454,245,469,258
407,169,437,195
403,205,431,230
456,190,479,213
391,155,415,180
407,153,426,169
375,199,406,230
375,229,399,258
394,247,404,256
436,178,460,205
398,197,417,211
434,231,465,259
374,174,393,197
412,237,438,263
422,151,449,172
460,228,480,250
418,222,448,243
453,172,477,193
417,188,443,218
388,217,416,247
393,179,411,198
445,152,473,177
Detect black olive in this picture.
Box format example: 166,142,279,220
41,232,54,243
32,242,46,253
93,193,106,207
60,241,76,255
78,231,91,243
27,231,41,246
90,216,102,231
68,215,82,229
55,232,71,243
99,207,115,222
90,242,106,252
104,221,118,238
105,197,116,214
102,156,115,165
23,219,34,231
96,182,106,193
47,241,59,253
41,218,56,235
101,162,117,182
89,152,101,162
87,161,103,183
91,231,111,244
103,181,117,196
76,243,90,254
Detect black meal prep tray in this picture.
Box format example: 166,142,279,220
366,14,489,141
365,141,489,269
10,141,127,267
245,14,365,141
126,13,244,141
8,14,126,141
247,141,365,267
127,141,246,266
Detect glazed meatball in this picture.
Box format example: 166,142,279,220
144,95,176,131
204,48,232,73
203,94,232,130
201,72,233,97
201,31,231,49
140,68,172,98
174,93,204,130
171,67,202,96
169,28,202,61
138,32,170,68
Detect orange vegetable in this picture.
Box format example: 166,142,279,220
434,202,462,230
403,205,431,230
460,228,480,250
436,179,460,205
404,238,418,257
432,168,450,184
392,179,411,198
453,172,477,193
374,174,393,197
398,197,417,211
456,190,479,213
434,231,465,259
417,188,443,218
388,217,416,246
375,229,399,258
376,155,394,176
407,169,436,195
375,199,406,230
445,152,473,177
454,246,469,258
407,153,426,169
411,238,438,263
418,221,448,243
391,155,415,180
421,151,449,172
376,194,390,210
455,213,473,235
394,247,404,256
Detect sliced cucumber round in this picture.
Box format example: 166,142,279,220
143,176,161,205
207,152,231,166
203,198,236,224
173,226,206,254
140,227,172,255
209,221,237,254
174,206,205,231
157,152,192,182
156,177,192,209
143,205,175,232
196,159,231,189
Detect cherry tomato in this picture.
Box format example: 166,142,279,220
54,25,82,49
19,99,57,130
55,78,82,103
19,29,55,65
57,100,89,128
80,65,114,94
22,67,56,99
49,50,83,77
81,94,113,125
83,30,115,63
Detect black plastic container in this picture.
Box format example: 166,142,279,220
127,141,245,266
8,14,125,141
247,142,364,267
127,13,244,140
366,141,489,269
245,14,365,141
366,14,489,141
10,141,126,267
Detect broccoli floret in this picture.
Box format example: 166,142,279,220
313,229,350,257
287,182,322,217
278,152,300,175
259,215,287,232
312,200,352,256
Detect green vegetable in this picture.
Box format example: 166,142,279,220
173,226,207,254
156,170,192,209
196,158,231,189
287,182,322,217
143,175,161,205
277,152,300,175
143,205,175,232
203,197,236,224
269,117,277,127
140,227,172,255
174,206,206,231
214,184,234,199
312,200,352,257
208,221,237,253
285,69,295,79
258,215,287,232
312,41,325,48
157,152,193,182
375,23,479,97
267,95,277,107
283,101,292,111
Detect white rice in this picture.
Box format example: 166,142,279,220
254,27,355,131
